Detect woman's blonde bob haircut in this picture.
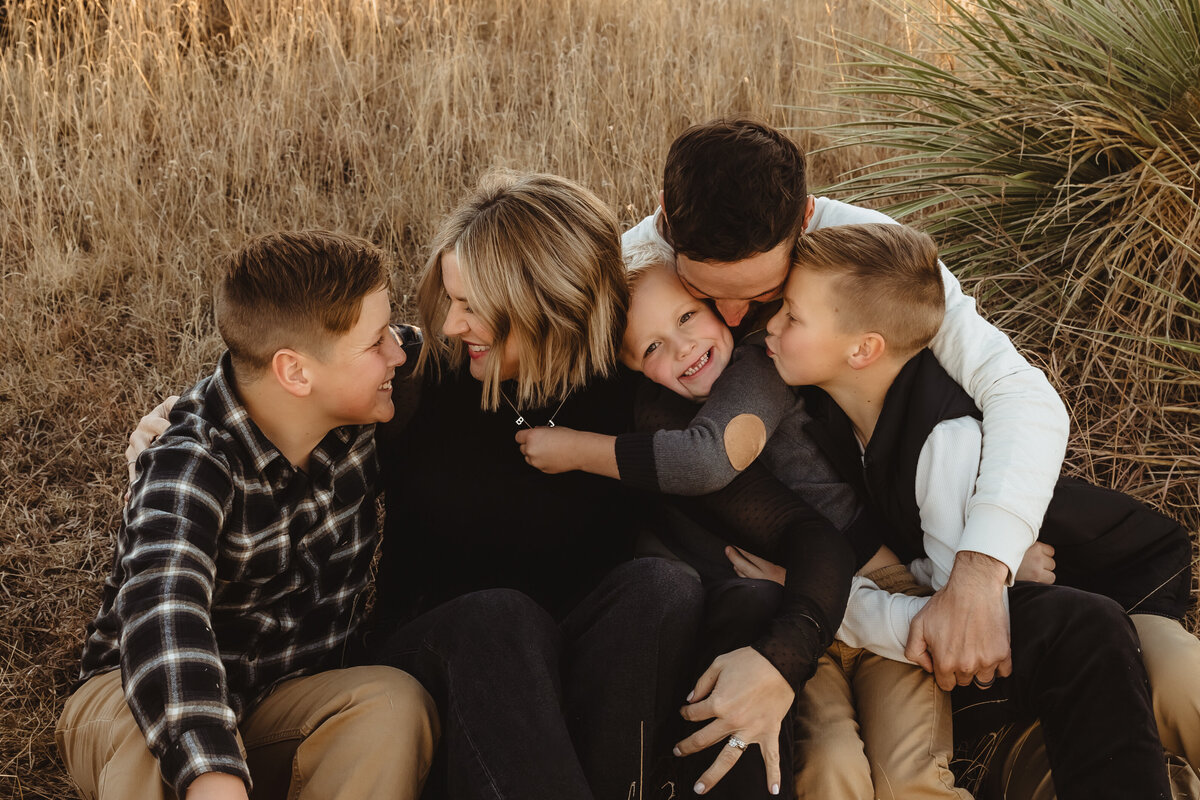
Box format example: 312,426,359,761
416,170,628,410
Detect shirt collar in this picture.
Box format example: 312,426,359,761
208,353,367,486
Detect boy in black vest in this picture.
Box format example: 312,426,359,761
762,222,1197,799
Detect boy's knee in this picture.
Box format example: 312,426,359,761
1014,584,1135,654
794,730,872,799
349,667,439,742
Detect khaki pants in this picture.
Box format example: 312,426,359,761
56,665,439,800
793,564,971,800
986,614,1200,800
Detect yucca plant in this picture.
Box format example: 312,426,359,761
812,0,1200,548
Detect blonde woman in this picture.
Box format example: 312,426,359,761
368,171,706,800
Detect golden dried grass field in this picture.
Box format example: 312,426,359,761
0,0,1195,797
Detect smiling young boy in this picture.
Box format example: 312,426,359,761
56,231,436,800
765,222,1195,799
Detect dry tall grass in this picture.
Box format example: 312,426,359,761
0,0,1194,798
817,0,1200,624
0,1,908,795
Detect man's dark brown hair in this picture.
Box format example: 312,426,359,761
216,230,391,375
662,118,808,263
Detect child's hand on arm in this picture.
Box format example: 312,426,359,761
515,426,619,478
1016,542,1056,584
724,546,786,586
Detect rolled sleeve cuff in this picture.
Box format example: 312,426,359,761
752,614,825,690
958,503,1036,586
162,724,250,798
614,432,660,491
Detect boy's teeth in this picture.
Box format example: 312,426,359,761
379,380,392,390
682,350,709,377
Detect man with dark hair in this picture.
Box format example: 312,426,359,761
662,120,809,271
623,118,1077,794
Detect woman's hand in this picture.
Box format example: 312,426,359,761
1016,541,1056,584
125,395,178,494
674,646,795,796
126,395,178,480
724,546,786,586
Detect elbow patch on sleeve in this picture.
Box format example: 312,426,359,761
723,414,767,470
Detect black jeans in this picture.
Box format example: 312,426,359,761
368,557,704,800
955,582,1170,800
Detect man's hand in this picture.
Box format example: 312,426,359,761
675,647,794,796
1016,542,1056,584
514,427,619,478
185,771,249,800
904,551,1011,691
724,546,786,586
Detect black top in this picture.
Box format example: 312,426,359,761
373,363,647,623
372,358,856,688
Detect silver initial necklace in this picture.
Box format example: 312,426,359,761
502,390,571,429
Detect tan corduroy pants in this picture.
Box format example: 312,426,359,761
56,665,439,800
793,564,972,800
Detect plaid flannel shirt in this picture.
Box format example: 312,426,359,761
78,352,379,796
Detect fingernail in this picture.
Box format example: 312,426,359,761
771,784,780,795
686,691,694,702
673,746,682,757
694,783,705,795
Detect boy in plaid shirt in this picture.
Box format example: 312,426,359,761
57,231,436,800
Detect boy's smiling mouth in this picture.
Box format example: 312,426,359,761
681,348,712,379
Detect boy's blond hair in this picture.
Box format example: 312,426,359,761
216,230,391,377
416,170,627,411
792,223,944,356
623,236,677,292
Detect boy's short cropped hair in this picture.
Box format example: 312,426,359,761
216,230,392,375
793,223,944,356
662,118,807,263
623,236,677,292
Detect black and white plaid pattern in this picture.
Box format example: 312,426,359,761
78,352,379,795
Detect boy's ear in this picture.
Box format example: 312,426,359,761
270,349,314,398
847,332,887,370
